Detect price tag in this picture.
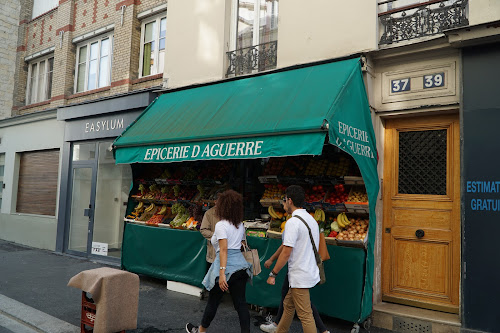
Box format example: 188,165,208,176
91,242,108,256
391,78,411,93
423,73,445,89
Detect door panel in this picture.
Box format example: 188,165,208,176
382,114,460,313
68,167,93,253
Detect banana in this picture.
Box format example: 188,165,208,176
145,203,156,212
268,206,278,219
320,209,325,222
136,202,144,210
337,214,346,228
314,209,321,222
159,205,167,215
343,213,351,226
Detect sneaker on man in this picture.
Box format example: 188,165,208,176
186,323,199,333
260,321,277,333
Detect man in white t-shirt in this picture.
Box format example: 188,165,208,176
267,185,319,333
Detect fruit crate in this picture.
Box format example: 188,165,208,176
259,199,282,208
323,202,346,213
267,230,282,239
343,176,364,185
324,236,338,246
344,202,369,214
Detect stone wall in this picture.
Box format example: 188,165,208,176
0,0,21,119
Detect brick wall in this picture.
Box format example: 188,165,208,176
0,0,21,119
11,0,166,116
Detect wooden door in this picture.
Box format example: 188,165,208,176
382,114,460,313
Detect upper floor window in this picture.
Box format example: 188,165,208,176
75,34,113,93
32,0,58,19
139,14,166,77
227,0,279,77
26,55,54,105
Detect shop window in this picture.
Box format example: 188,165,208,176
0,153,4,209
227,0,278,76
26,56,54,105
75,34,113,93
16,149,60,216
32,0,58,19
139,14,166,77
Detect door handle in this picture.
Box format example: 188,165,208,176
415,229,425,239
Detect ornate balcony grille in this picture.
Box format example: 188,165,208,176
226,41,278,77
379,0,468,45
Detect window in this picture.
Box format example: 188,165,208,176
232,0,278,50
139,14,166,77
16,150,60,216
0,153,4,209
26,56,54,105
75,34,113,93
32,0,58,19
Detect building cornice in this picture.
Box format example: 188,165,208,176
0,109,57,129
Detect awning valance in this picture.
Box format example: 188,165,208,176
113,58,374,164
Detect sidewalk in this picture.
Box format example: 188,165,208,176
0,239,392,333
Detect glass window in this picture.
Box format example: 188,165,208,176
32,0,58,19
93,142,132,259
26,56,54,105
235,0,278,50
75,35,113,93
140,14,167,77
72,143,97,161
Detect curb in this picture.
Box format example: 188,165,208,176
0,294,79,333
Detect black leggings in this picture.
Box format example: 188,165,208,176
201,270,250,333
275,273,327,333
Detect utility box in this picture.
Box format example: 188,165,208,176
69,267,139,333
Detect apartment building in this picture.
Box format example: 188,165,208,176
0,0,166,258
1,0,499,332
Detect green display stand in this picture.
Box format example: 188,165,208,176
122,224,369,323
246,237,367,324
122,223,207,288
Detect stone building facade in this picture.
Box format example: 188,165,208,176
0,0,21,119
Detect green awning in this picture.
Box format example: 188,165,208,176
115,57,380,321
114,58,372,164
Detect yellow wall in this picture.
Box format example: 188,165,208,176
164,0,230,88
468,0,500,26
277,0,378,68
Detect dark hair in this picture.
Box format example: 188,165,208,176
285,185,305,208
215,189,244,227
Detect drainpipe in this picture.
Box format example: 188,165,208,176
59,30,64,48
120,5,126,26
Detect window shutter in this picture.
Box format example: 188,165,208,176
16,150,60,216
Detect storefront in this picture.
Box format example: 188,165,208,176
113,57,379,329
55,90,157,261
462,42,500,333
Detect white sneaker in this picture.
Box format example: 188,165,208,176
260,321,277,333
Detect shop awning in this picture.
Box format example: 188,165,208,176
115,57,380,321
113,58,376,168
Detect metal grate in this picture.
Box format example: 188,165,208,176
398,129,447,195
394,316,432,333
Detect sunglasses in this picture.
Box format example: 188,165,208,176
281,196,288,204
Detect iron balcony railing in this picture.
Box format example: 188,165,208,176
379,0,469,45
226,41,278,77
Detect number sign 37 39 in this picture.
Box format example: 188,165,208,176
424,73,445,89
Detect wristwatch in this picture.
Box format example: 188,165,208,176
269,270,278,278
220,266,226,270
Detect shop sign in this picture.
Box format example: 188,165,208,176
466,181,500,212
64,111,142,141
115,132,326,164
334,121,375,160
91,242,108,256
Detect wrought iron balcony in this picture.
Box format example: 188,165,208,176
379,0,469,45
226,41,278,77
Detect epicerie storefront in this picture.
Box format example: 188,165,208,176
55,90,157,262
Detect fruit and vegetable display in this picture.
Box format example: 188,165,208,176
125,149,370,245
